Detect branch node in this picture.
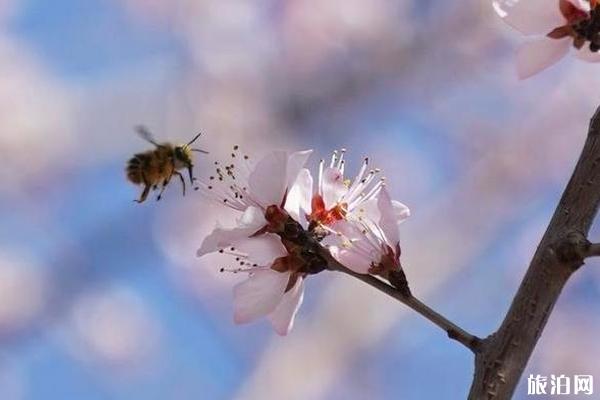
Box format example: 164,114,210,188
388,269,411,297
554,231,591,268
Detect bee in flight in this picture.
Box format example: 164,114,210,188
126,126,208,203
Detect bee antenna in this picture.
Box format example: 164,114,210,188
187,132,203,146
191,148,209,154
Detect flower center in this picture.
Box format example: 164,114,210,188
308,194,348,226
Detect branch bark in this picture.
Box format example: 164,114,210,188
467,106,600,399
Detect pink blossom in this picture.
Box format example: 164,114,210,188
196,148,410,334
494,0,600,78
290,149,410,231
323,187,409,276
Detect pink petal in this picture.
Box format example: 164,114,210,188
493,0,565,36
392,200,411,224
249,151,289,207
377,187,400,247
575,47,600,62
233,270,290,324
285,150,313,193
268,278,304,336
233,234,288,266
197,206,266,257
285,168,313,222
516,38,570,79
322,167,347,209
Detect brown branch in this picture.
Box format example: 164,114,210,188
467,105,600,399
324,254,482,352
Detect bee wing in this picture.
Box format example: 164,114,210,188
135,125,160,146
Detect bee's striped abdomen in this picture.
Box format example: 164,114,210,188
126,153,147,184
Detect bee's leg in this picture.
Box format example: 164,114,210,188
173,171,186,196
187,166,195,185
135,173,152,203
157,173,173,201
136,184,151,203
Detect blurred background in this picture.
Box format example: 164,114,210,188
2,0,600,399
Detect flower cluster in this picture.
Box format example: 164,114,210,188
196,147,409,335
494,0,600,78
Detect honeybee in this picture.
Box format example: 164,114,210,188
126,126,208,203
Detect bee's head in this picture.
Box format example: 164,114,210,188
174,145,193,169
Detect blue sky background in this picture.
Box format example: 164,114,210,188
2,0,600,399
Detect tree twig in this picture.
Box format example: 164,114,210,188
584,242,600,258
327,257,482,352
467,105,600,399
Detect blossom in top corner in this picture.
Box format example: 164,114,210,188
494,0,600,78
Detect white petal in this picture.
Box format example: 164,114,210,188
329,246,373,274
377,187,400,247
268,278,304,336
575,46,600,62
237,206,268,229
233,270,290,324
285,168,313,221
196,207,267,257
392,200,411,224
564,0,590,13
355,197,380,221
249,150,288,207
493,0,565,36
285,150,313,193
323,220,378,274
322,167,348,209
575,0,590,11
516,38,570,79
233,234,288,266
197,225,256,257
326,220,363,241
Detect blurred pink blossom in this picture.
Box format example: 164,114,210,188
494,0,600,78
67,287,161,371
